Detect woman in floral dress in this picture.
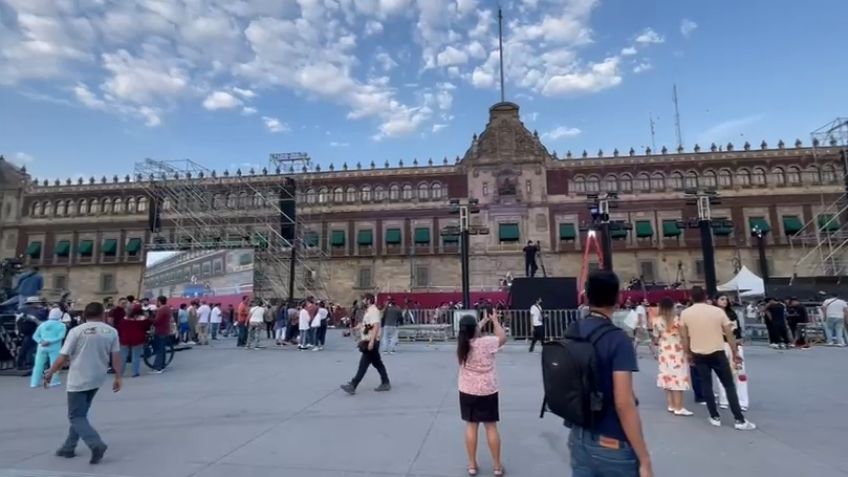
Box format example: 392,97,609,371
653,297,693,416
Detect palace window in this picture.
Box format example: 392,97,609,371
770,167,786,186
803,166,820,184
718,169,732,188
374,185,386,201
418,182,430,200
635,173,649,192
346,186,357,203
318,187,329,204
650,172,665,191
684,171,698,189
361,185,372,202
602,175,617,192
431,182,443,199
44,201,54,216
752,167,766,186
736,169,751,187
90,199,100,214
402,184,413,200
821,164,837,183
670,172,684,190
586,175,600,193
572,176,585,194
333,187,344,203
55,200,66,217
389,184,400,200
113,198,125,213
702,170,717,189
787,166,802,185
619,174,632,193
305,188,316,204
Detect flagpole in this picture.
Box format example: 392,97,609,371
498,7,505,103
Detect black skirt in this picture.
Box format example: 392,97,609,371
459,391,500,423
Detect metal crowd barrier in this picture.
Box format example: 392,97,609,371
398,309,581,341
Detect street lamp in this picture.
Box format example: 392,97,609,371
445,198,486,307
585,192,624,271
684,189,724,296
751,224,769,281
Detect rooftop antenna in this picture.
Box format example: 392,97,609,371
673,84,684,149
498,6,505,103
649,113,657,151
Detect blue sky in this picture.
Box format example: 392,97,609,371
1,0,847,180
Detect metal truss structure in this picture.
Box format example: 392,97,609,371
790,118,848,277
133,155,329,300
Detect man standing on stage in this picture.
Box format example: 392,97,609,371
523,240,539,278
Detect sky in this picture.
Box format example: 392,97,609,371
1,0,847,180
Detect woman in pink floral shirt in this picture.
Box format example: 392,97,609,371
457,309,507,476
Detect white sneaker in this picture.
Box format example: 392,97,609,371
667,407,675,413
674,409,694,416
699,401,707,406
719,404,729,410
741,406,749,412
312,347,320,351
769,344,779,349
734,421,756,431
708,417,722,427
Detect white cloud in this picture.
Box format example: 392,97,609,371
232,87,256,99
432,123,448,133
242,106,257,115
635,28,664,45
203,91,242,110
680,19,698,38
526,111,539,122
436,46,469,67
697,114,765,145
633,61,652,74
542,126,582,140
364,20,384,36
262,116,289,133
620,46,637,56
11,152,35,165
542,57,622,96
329,141,350,147
375,52,398,71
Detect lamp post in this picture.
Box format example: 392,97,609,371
446,199,485,308
586,192,619,271
684,189,723,297
752,225,769,281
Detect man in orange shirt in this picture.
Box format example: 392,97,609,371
236,296,250,347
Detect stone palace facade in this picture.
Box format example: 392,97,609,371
1,102,845,305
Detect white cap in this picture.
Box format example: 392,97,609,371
48,308,63,320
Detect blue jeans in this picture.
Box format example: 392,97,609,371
568,427,639,477
121,345,143,376
152,335,167,371
60,389,104,451
823,317,846,345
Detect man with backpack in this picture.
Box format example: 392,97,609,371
541,270,652,477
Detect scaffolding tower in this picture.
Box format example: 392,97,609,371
134,155,330,300
790,118,848,277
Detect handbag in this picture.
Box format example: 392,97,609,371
357,340,370,352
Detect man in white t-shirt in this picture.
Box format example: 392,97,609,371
341,293,390,394
298,302,312,350
820,293,847,347
313,302,329,350
210,303,222,341
246,300,267,349
196,301,211,345
528,298,544,352
633,299,656,356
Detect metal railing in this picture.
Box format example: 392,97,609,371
399,308,581,340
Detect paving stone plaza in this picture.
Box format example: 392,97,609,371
1,332,846,477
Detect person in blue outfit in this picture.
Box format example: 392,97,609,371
30,307,67,387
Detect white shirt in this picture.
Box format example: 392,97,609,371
210,306,222,323
197,304,211,323
530,304,543,327
635,305,647,327
299,308,311,330
822,298,848,319
312,307,328,327
361,305,381,341
248,306,266,324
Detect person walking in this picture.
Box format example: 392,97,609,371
177,304,190,343
715,294,749,411
456,308,507,476
275,302,289,346
381,299,402,354
223,304,235,338
30,307,67,388
196,301,211,346
151,296,172,373
528,297,544,352
43,302,121,464
236,296,249,347
264,303,276,340
680,287,755,430
652,297,692,416
820,292,847,347
764,297,790,349
246,300,266,349
785,298,809,348
340,293,391,394
210,303,222,341
116,305,150,378
316,301,330,350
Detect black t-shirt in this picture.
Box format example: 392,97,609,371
766,303,786,322
523,245,538,261
786,305,808,323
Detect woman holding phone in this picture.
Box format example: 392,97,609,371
456,308,507,476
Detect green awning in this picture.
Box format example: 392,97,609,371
330,230,345,247
713,226,733,237
818,214,840,232
385,228,402,245
78,240,94,256
102,239,117,255
662,220,681,237
782,216,803,235
54,240,70,257
357,229,373,246
498,223,520,242
414,227,431,244
610,229,628,240
748,217,770,234
559,223,576,241
26,242,41,258
443,233,459,244
305,231,319,247
126,238,142,254
635,220,653,238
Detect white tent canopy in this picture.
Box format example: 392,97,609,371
717,266,764,297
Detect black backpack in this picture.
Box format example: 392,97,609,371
539,319,618,428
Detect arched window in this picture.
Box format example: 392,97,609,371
103,198,113,214
803,165,820,184
389,184,400,200
670,172,684,190
238,191,249,208
635,173,649,192
360,185,371,202
333,187,344,203
650,172,665,191
163,197,172,211
345,186,356,203
787,166,802,185
736,169,751,187
32,201,42,217
770,167,786,186
431,182,443,199
702,170,717,189
78,199,88,215
752,167,766,186
318,187,329,204
821,164,837,183
253,192,264,207
67,200,77,216
586,175,600,193
138,197,147,212
55,200,66,216
718,169,733,188
684,171,698,189
225,193,236,208
402,184,414,200
374,185,386,201
418,182,429,200
113,198,124,213
211,195,222,209
43,201,53,216
602,174,617,192
573,176,586,194
619,174,632,193
127,197,137,213
305,188,316,204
